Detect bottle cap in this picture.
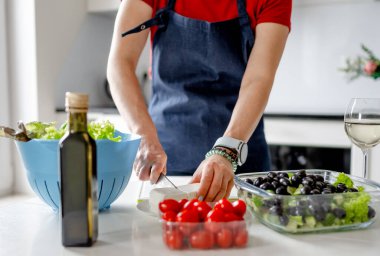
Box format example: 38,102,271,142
65,92,88,112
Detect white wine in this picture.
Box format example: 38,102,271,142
59,92,98,247
344,120,380,149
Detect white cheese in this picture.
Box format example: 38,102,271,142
149,183,200,214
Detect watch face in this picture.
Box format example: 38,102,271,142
240,143,248,165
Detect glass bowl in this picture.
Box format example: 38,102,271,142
234,170,380,234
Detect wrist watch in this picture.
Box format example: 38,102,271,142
213,136,248,166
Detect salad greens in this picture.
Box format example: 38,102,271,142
333,172,354,188
25,120,121,142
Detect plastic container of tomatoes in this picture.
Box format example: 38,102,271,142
159,198,251,250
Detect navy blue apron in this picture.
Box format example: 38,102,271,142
122,0,270,175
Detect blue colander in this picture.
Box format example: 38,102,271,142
15,131,140,211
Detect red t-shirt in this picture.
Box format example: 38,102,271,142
142,0,292,40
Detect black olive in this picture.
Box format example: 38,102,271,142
300,185,311,195
276,186,289,195
290,175,302,187
368,206,376,219
336,183,347,193
302,177,314,187
332,208,346,219
315,181,325,189
307,174,316,182
279,215,289,226
321,189,332,194
309,204,326,221
272,177,280,182
253,177,263,187
315,175,324,182
267,171,277,179
271,181,280,189
310,189,321,195
296,170,307,178
325,184,336,193
269,205,283,216
262,177,272,184
262,199,274,209
273,198,282,206
279,177,291,187
278,172,289,179
349,188,358,192
245,178,254,185
260,182,274,191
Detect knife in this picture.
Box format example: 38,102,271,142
157,173,180,190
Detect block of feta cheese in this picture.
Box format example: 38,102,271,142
149,183,200,215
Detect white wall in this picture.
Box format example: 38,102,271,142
6,0,88,193
0,0,12,196
267,1,380,115
6,0,39,194
54,12,151,109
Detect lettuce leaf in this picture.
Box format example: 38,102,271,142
333,172,354,188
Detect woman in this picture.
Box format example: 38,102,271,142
107,0,291,201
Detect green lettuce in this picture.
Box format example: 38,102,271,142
333,172,354,188
25,120,121,142
342,192,371,224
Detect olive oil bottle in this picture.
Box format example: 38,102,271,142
59,92,98,247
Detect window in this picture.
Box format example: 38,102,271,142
0,0,12,196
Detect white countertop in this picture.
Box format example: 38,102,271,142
1,176,379,256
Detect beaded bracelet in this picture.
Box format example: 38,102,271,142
205,148,238,172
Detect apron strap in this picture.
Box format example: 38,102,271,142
167,0,176,10
121,8,169,37
236,0,254,50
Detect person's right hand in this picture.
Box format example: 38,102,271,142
133,135,167,184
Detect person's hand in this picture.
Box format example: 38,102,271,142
190,155,235,202
133,135,167,184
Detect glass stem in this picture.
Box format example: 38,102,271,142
362,149,369,179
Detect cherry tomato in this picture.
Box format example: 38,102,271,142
205,209,225,233
216,228,233,248
164,229,183,250
159,199,181,214
232,200,246,217
190,230,214,249
178,199,188,210
206,208,225,222
215,198,234,213
194,201,212,221
176,209,199,223
162,211,177,222
182,198,198,211
224,212,242,222
234,228,248,248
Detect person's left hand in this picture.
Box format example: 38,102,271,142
190,155,235,202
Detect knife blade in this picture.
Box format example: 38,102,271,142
157,173,179,190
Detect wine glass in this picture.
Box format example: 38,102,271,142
344,98,380,179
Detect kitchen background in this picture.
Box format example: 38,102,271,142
1,0,380,196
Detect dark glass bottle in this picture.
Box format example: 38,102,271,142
59,92,98,247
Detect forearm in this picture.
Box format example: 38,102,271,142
223,22,289,142
107,59,158,140
224,78,272,141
